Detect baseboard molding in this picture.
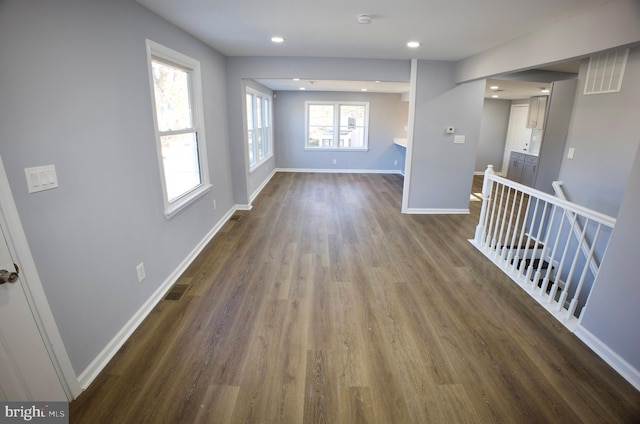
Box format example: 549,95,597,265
77,206,238,391
275,167,402,174
404,208,470,215
475,170,503,176
575,324,640,392
250,168,277,204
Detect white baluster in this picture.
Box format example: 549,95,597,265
475,165,495,246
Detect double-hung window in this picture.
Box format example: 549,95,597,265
146,40,211,218
305,101,369,150
246,88,273,170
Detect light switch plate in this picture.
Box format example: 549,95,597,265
25,165,59,193
568,147,575,159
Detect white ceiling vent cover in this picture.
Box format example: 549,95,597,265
584,48,629,95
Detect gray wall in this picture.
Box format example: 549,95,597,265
476,99,510,172
226,57,411,205
579,143,640,372
557,47,640,217
408,61,485,210
274,91,407,171
0,0,233,374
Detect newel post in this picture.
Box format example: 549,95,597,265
474,165,495,245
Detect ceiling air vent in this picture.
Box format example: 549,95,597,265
584,48,629,95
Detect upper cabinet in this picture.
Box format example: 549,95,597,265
527,96,547,129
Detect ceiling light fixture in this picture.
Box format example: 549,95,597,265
407,41,420,48
357,14,373,24
492,95,499,98
540,88,550,93
299,87,306,90
361,88,368,92
490,85,499,90
292,78,300,81
271,36,285,43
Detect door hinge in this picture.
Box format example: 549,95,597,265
14,263,19,274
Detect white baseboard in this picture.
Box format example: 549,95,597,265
404,208,470,215
575,324,640,392
77,206,238,391
250,168,277,204
275,168,402,174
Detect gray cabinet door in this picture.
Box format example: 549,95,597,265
506,152,524,181
521,155,538,186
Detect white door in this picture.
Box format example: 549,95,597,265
0,217,67,400
502,104,533,175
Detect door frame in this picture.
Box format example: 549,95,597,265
0,155,80,399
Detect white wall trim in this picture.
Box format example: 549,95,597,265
401,59,418,213
474,170,503,176
275,168,401,174
77,205,238,391
0,156,80,399
405,208,470,215
575,324,640,392
250,168,277,204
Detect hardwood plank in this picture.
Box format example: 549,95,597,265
69,173,640,424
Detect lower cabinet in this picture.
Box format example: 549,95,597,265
506,151,538,186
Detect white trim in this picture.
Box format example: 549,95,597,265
575,324,640,392
474,170,503,176
250,168,277,204
234,204,253,211
305,101,370,150
77,205,238,391
0,156,80,399
145,39,211,219
401,59,418,213
405,208,470,215
275,168,401,174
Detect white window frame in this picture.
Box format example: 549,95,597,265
145,40,211,218
245,87,273,171
305,101,370,151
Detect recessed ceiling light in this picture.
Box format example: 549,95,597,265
492,94,499,98
541,88,550,93
375,80,381,84
299,87,306,90
271,36,285,43
357,14,373,24
490,85,499,90
361,88,368,92
292,78,300,81
407,41,420,48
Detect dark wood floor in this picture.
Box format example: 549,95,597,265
70,173,640,423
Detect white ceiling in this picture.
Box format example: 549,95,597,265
135,0,611,61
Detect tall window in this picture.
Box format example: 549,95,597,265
246,88,273,170
305,101,369,150
146,40,211,218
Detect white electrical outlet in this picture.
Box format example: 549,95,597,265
213,199,217,210
136,263,146,282
332,159,337,165
394,160,398,165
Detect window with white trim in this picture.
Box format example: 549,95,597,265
246,87,273,169
305,101,369,150
146,40,211,218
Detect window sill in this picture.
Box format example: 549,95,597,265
164,183,212,219
249,153,273,173
304,147,369,152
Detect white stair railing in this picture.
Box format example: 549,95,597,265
471,165,616,331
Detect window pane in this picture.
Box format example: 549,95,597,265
339,105,366,148
152,60,193,132
246,94,255,165
264,99,272,155
308,104,334,147
160,132,201,202
256,98,263,160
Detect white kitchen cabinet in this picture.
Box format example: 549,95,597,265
527,96,547,129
